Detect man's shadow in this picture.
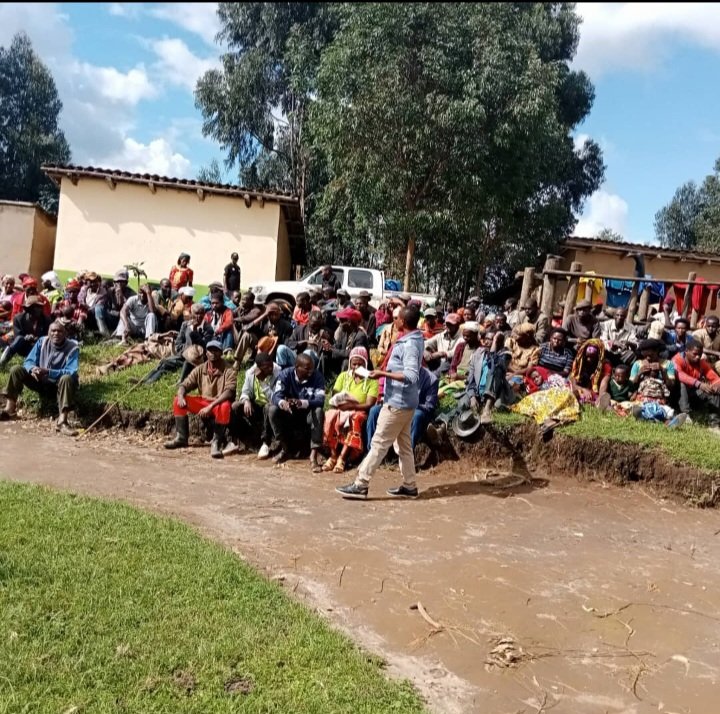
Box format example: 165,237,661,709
417,422,549,500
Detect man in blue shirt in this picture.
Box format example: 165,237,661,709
365,366,438,450
0,321,79,435
337,305,424,500
269,353,326,470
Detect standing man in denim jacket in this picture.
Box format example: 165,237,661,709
336,306,424,500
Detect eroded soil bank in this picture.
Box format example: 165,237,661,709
2,422,719,714
79,405,720,507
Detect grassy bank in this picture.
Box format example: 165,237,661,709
0,481,425,713
3,343,720,472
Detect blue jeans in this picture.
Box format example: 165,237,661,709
219,330,235,350
95,305,119,337
0,336,35,365
366,404,431,450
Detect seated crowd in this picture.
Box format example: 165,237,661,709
3,257,720,467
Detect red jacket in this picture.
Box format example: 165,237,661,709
672,353,720,388
204,306,233,336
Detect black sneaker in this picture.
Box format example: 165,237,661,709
335,482,369,500
387,485,419,499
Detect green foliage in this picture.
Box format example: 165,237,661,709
311,3,603,295
595,227,623,242
0,32,71,213
194,3,336,223
655,157,720,253
124,261,148,293
654,180,704,251
0,481,426,713
199,3,603,297
196,158,224,184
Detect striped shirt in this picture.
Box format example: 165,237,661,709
538,343,574,374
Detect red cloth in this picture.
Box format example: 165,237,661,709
204,307,234,336
169,265,193,290
666,279,720,318
292,306,309,325
524,366,552,394
672,354,720,388
173,395,231,424
10,292,51,319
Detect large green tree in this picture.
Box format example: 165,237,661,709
311,3,604,293
195,3,336,224
654,158,720,252
0,32,70,213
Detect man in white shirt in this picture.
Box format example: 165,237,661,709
424,312,463,375
600,307,637,364
115,285,158,343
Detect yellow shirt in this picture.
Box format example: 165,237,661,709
333,370,379,404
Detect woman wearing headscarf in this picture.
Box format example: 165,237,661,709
569,338,611,404
169,253,193,290
505,322,540,375
322,346,378,473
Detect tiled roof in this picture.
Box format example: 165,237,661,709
563,235,720,261
42,164,299,205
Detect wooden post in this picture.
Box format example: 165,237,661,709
562,261,583,323
584,280,593,303
519,267,536,308
638,286,651,321
681,272,696,321
627,284,640,322
540,256,560,320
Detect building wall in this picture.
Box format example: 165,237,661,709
0,202,34,277
560,248,720,284
53,179,286,289
28,209,57,277
556,247,720,316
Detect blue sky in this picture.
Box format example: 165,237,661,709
2,3,720,245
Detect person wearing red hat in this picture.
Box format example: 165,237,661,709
330,306,370,373
10,277,51,321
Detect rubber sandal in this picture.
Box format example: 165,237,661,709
333,458,346,474
321,457,337,472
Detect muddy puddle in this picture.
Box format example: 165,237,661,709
2,421,719,713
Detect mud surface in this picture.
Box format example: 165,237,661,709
3,421,720,713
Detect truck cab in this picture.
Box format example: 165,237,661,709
250,266,385,306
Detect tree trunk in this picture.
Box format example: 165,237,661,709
403,234,416,292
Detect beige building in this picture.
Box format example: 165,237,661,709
0,200,57,278
559,236,720,284
43,165,305,289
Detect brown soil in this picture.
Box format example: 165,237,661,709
3,421,720,713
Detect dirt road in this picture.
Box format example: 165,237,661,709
3,421,719,713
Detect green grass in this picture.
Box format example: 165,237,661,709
562,406,720,472
0,481,426,713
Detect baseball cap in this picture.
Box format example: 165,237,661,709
206,340,223,351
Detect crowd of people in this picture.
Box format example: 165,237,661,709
2,254,720,497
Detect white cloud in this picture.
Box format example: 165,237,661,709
0,3,197,178
575,189,629,237
575,3,720,77
149,3,220,46
151,37,219,91
74,61,157,104
106,137,191,176
108,3,143,19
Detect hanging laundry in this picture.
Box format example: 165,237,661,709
638,280,665,301
578,273,604,306
604,279,634,308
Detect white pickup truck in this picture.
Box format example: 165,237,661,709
249,266,436,307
